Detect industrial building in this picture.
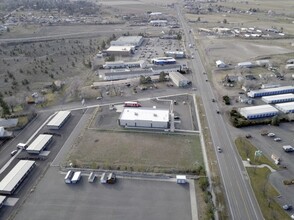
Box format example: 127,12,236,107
118,108,170,129
239,105,279,119
247,86,294,98
0,160,35,195
105,46,135,56
261,94,294,104
151,57,176,65
164,51,185,58
110,36,144,47
103,60,146,69
169,71,191,87
47,111,71,129
275,102,294,113
102,64,182,81
26,134,53,154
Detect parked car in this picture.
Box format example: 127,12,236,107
283,204,292,210
106,173,116,184
212,98,216,102
245,134,252,139
10,150,18,156
291,214,294,219
17,143,27,149
274,137,281,142
217,146,222,153
267,133,275,137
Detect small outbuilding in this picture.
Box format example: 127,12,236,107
169,71,191,87
216,60,227,68
176,175,187,184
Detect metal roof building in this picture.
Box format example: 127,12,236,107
118,108,170,129
261,94,294,104
110,36,144,47
47,111,71,129
239,105,279,119
275,102,294,113
105,46,135,56
0,160,35,195
169,71,191,87
26,134,53,154
247,86,294,98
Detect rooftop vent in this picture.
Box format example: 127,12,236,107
134,112,138,116
154,114,157,117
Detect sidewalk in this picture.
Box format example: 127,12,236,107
242,160,276,172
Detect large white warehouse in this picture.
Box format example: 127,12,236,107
118,108,170,129
275,102,294,113
239,105,279,119
261,93,294,104
247,86,294,98
26,134,53,154
0,160,35,195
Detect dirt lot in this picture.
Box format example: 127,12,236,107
66,130,202,174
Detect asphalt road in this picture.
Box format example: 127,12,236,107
176,4,263,220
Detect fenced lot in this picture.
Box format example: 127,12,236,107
67,130,203,173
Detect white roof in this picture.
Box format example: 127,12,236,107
239,105,278,116
0,195,6,204
262,93,294,103
0,160,35,193
112,36,143,44
275,102,294,111
26,134,53,152
176,175,187,179
248,86,294,97
119,108,169,122
106,46,134,52
47,111,71,127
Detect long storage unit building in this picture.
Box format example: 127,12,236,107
275,102,294,113
247,86,294,98
26,134,53,154
47,111,71,129
0,160,35,195
239,105,279,119
261,93,294,104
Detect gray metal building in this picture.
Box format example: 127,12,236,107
118,108,170,129
26,134,53,154
169,71,191,87
47,111,71,130
0,160,35,195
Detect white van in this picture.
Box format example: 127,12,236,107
17,143,27,149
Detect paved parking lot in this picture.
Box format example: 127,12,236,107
14,167,192,220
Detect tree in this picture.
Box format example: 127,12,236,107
0,97,11,117
159,71,167,82
197,17,201,22
223,18,227,24
271,115,280,126
101,40,106,49
176,32,182,40
4,96,18,113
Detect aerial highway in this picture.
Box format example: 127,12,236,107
175,4,264,220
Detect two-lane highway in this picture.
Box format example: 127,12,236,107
176,4,263,220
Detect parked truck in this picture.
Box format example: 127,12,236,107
271,154,280,165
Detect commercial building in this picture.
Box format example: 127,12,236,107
169,71,191,87
261,94,294,104
164,51,185,58
150,20,167,26
118,108,170,129
110,36,143,47
47,111,71,129
26,134,53,154
151,57,176,65
0,160,35,195
239,105,279,119
105,46,135,56
275,102,294,113
247,86,294,98
103,60,146,69
102,64,182,81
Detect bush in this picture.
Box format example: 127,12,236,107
199,177,209,191
223,95,230,105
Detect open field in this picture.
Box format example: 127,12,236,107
66,130,203,173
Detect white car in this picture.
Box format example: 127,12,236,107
291,214,294,219
217,146,222,153
274,137,281,142
267,133,275,137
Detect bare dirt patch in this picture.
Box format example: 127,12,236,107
66,130,203,173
